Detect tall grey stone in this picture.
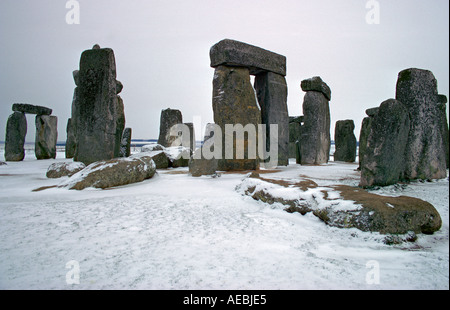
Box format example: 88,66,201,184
437,94,449,168
157,108,183,147
395,68,447,180
35,115,58,160
360,99,411,187
119,127,132,158
254,72,289,166
299,82,331,165
4,112,27,161
289,116,303,159
65,118,76,159
213,65,261,171
73,46,125,165
210,39,287,76
334,120,356,163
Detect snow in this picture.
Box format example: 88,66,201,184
0,149,448,290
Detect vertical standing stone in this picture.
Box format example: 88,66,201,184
74,46,124,165
5,112,27,161
65,118,76,159
358,108,378,170
299,77,331,165
213,65,261,171
119,127,132,158
254,72,289,166
157,108,183,147
334,120,357,163
437,94,449,168
395,68,447,180
35,115,58,160
288,116,303,159
360,99,410,187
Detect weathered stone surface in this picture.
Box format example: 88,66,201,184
365,107,379,117
334,120,356,163
4,112,27,162
157,108,183,147
46,162,86,178
189,148,219,177
133,150,169,169
65,118,76,159
74,47,125,165
12,103,52,116
210,39,287,76
299,91,331,165
35,115,58,160
289,119,302,159
165,146,191,168
212,65,261,171
358,116,373,170
300,77,331,101
360,99,411,187
61,157,156,190
254,72,289,166
119,127,132,158
437,95,449,168
396,68,447,180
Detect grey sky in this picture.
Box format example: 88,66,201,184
1,0,448,143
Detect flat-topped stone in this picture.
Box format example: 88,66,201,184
301,77,332,101
210,39,287,76
12,103,52,116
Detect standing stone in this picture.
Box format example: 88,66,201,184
437,94,449,168
119,127,132,158
157,108,183,147
334,120,357,163
65,118,76,159
299,78,331,165
358,107,379,169
35,115,58,160
254,72,289,166
395,68,447,180
74,46,124,165
289,116,303,159
4,112,27,161
360,99,411,187
213,65,261,171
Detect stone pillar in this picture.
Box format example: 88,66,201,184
288,116,303,159
299,77,331,165
157,108,183,147
437,94,449,168
65,118,76,159
358,107,378,170
119,127,132,158
396,68,447,180
254,72,289,166
5,112,27,161
213,65,261,171
74,45,125,165
35,115,58,160
334,119,357,163
360,99,410,187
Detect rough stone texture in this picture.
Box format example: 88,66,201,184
133,151,169,169
210,39,287,76
396,68,447,180
119,127,132,158
299,91,331,165
12,103,52,116
4,112,27,162
35,115,58,160
437,95,449,168
360,99,411,187
61,157,156,190
334,120,356,163
365,107,379,117
73,47,125,165
212,65,261,171
189,148,219,177
65,118,76,159
300,77,331,101
254,72,289,166
157,108,183,147
289,120,301,159
358,116,374,170
166,146,191,168
46,162,86,178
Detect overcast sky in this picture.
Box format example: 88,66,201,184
0,0,448,143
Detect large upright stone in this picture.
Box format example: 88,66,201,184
210,39,287,76
213,66,261,171
289,116,303,159
360,99,411,187
254,72,289,166
299,88,331,165
396,68,447,180
65,118,76,159
334,120,356,163
4,112,27,161
437,94,449,168
358,108,378,170
12,103,52,116
74,46,124,165
157,109,183,147
35,115,58,160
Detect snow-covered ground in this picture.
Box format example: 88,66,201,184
0,148,448,290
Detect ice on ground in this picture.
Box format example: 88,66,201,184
0,152,448,290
